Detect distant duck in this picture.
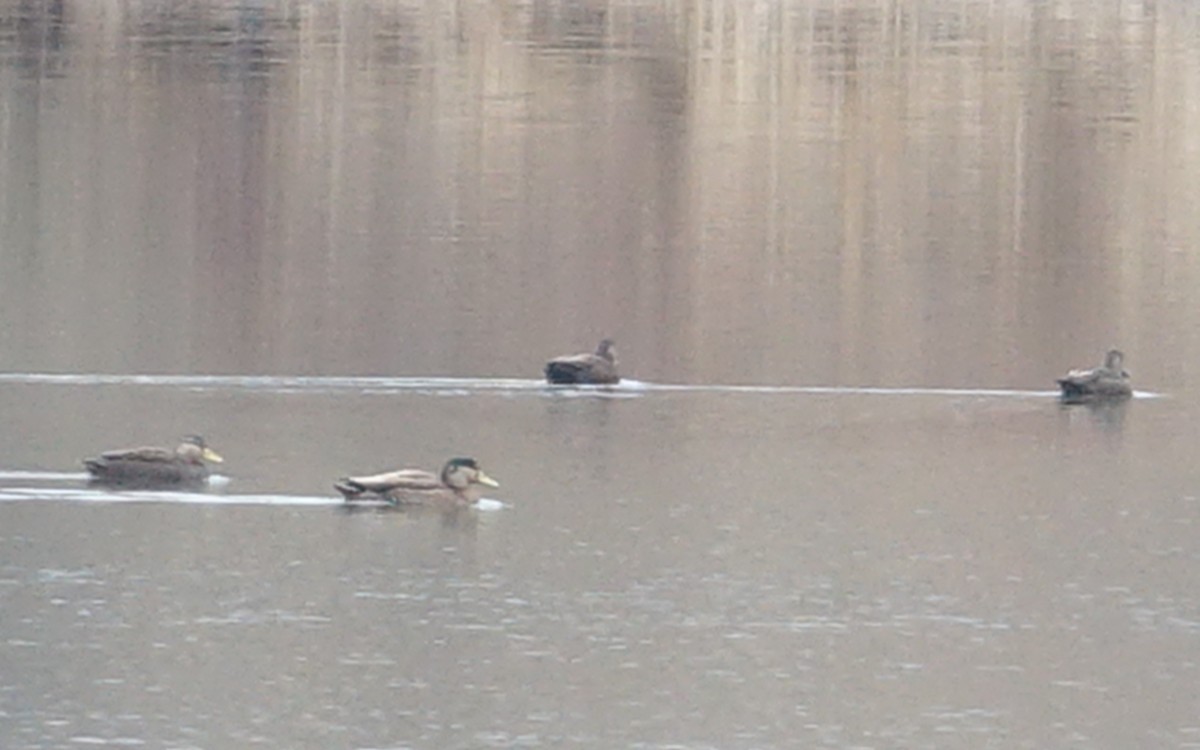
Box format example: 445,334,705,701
334,457,499,507
83,435,224,486
544,338,620,385
1057,349,1132,402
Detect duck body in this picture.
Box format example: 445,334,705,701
1057,349,1132,403
335,457,499,507
83,435,224,487
545,338,619,385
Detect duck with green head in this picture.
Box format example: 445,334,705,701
335,457,499,507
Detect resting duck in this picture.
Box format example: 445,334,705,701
544,338,619,384
1057,349,1132,402
83,435,224,486
334,457,499,507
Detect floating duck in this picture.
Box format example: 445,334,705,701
334,457,499,507
83,435,224,486
544,338,619,385
1057,349,1132,402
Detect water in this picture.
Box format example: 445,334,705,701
3,1,1200,748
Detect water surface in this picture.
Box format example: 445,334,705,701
3,1,1200,748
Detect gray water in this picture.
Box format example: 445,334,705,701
3,1,1200,748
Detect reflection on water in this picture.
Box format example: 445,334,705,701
0,482,509,511
2,377,1196,748
0,369,1169,399
4,0,1200,748
3,0,1200,391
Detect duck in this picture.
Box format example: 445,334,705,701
334,457,499,507
83,435,224,486
1057,349,1132,402
544,338,620,385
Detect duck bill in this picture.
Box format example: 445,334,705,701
476,472,499,488
202,448,224,463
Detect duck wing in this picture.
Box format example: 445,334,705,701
1058,367,1101,387
97,446,177,463
1057,367,1131,400
545,353,619,384
337,469,442,496
84,447,206,484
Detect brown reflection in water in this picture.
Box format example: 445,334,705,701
5,7,1200,750
0,1,1199,394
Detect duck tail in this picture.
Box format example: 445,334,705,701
334,478,365,500
1057,379,1088,400
83,458,106,476
545,362,581,384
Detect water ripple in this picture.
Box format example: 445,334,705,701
0,486,338,506
0,483,508,510
0,371,1153,399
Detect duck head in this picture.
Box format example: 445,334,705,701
1103,349,1129,377
595,338,617,363
441,457,499,490
179,435,224,465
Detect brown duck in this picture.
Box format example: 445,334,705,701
334,457,499,507
544,338,619,385
83,435,224,486
1057,349,1132,402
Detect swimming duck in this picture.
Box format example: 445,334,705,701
544,338,619,385
83,435,224,486
334,457,499,507
1057,349,1132,402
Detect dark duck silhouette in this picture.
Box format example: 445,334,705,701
544,338,619,385
1057,349,1132,403
83,435,224,486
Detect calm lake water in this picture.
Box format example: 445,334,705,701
3,0,1200,748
